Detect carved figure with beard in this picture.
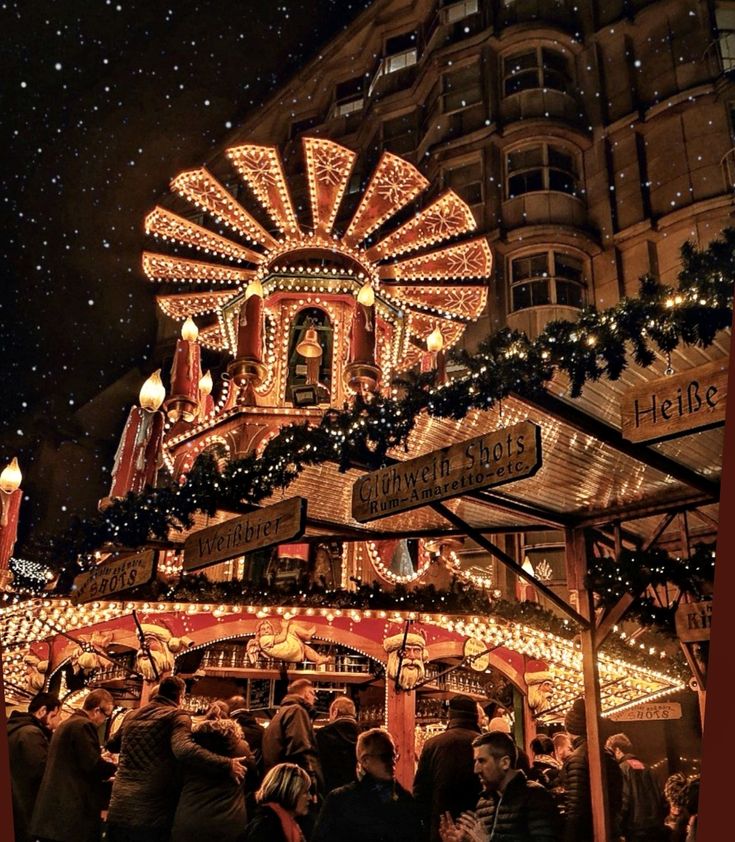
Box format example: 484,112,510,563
526,670,554,714
383,630,429,690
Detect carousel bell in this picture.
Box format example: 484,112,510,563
296,326,322,359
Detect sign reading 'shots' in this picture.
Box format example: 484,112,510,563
184,497,307,571
621,360,728,443
351,420,542,523
71,550,157,605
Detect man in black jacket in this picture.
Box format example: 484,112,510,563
316,695,359,794
31,689,117,842
7,692,61,842
313,728,422,842
559,698,623,842
439,731,560,842
262,678,324,795
414,694,482,842
606,733,666,841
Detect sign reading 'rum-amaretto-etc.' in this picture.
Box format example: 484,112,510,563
351,420,542,523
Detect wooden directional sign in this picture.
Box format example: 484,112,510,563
183,497,307,572
609,702,682,722
464,637,490,672
352,420,542,523
675,599,712,643
621,359,728,444
71,550,157,605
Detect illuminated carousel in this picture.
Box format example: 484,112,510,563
1,139,688,787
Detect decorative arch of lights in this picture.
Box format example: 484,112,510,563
142,137,491,371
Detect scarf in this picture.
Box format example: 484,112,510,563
264,802,305,842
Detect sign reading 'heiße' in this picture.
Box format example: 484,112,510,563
71,550,157,605
621,360,728,444
351,420,542,523
183,497,307,572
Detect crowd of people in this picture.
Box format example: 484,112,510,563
6,678,700,842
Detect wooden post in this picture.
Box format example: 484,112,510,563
386,681,416,790
521,695,536,758
565,527,611,842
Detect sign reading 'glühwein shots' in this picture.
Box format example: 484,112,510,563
184,496,307,572
621,359,728,444
71,550,157,605
352,421,542,523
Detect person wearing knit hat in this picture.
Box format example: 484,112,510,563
559,698,623,842
413,695,481,842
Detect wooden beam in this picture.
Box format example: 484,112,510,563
595,593,635,647
642,512,676,551
515,390,720,499
690,508,719,531
431,501,589,627
576,493,714,527
565,527,612,842
467,489,574,528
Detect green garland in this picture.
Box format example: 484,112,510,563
45,229,733,582
586,543,715,633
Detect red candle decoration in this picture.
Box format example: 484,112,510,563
236,280,264,362
198,370,215,420
349,302,376,365
0,457,23,576
170,317,202,402
104,372,166,504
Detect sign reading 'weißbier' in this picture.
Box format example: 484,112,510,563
351,420,542,523
183,497,306,572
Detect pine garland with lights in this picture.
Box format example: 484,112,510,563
586,543,715,632
45,229,733,581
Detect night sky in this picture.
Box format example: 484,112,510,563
1,0,374,550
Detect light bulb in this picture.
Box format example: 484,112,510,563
245,279,264,299
181,317,199,341
427,326,444,353
199,370,213,396
0,457,22,493
139,370,166,412
357,281,375,307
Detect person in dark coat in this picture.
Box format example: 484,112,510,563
106,675,247,842
606,732,666,841
7,692,61,842
413,694,482,842
171,715,252,842
528,734,562,789
312,728,422,842
30,689,117,842
558,698,622,842
315,696,359,794
439,731,561,842
262,678,323,796
245,762,311,842
228,695,266,776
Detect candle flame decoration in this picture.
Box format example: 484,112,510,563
199,370,213,396
0,458,22,494
245,278,264,300
181,316,199,342
139,370,167,412
426,326,444,353
357,281,375,308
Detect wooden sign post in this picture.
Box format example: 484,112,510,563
621,360,728,443
71,550,157,605
183,497,306,572
352,420,542,523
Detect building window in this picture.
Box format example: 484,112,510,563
441,0,479,24
382,111,421,155
716,6,735,72
290,114,320,140
369,32,418,95
333,76,365,118
442,63,482,113
510,251,585,312
506,144,579,198
444,161,483,205
502,47,571,97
